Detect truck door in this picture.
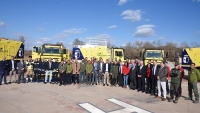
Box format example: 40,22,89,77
32,46,41,59
9,46,15,58
4,45,8,58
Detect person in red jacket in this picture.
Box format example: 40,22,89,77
122,62,130,88
178,65,185,97
146,63,152,94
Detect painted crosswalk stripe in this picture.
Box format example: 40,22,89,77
107,98,151,113
79,103,105,113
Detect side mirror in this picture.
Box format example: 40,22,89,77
166,52,169,58
33,47,39,53
63,49,67,54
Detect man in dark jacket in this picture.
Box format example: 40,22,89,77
151,60,160,96
103,59,111,86
169,63,182,103
137,61,146,92
33,58,40,83
52,59,59,84
129,60,137,90
39,58,46,83
0,56,9,85
44,57,53,84
8,56,17,83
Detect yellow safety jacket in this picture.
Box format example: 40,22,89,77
26,60,34,70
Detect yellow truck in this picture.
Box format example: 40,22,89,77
72,38,125,61
0,38,24,60
140,49,165,65
182,48,200,70
32,43,69,61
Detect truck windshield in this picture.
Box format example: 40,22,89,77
145,51,162,58
43,47,60,54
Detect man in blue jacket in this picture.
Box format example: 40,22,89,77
0,56,9,85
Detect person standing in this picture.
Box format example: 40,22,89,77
165,63,171,95
129,61,137,90
9,56,17,83
44,57,53,84
98,58,104,84
33,58,40,83
17,58,26,84
178,65,185,97
58,60,66,86
66,60,72,85
155,61,168,101
92,59,99,85
137,61,146,92
151,60,160,96
118,61,124,87
52,58,59,84
72,58,80,85
122,62,130,88
169,63,182,103
103,59,111,86
25,56,34,83
0,56,9,85
39,58,46,83
86,60,93,85
185,63,200,104
111,61,119,86
80,59,86,84
146,63,152,94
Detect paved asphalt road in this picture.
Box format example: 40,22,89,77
0,75,200,113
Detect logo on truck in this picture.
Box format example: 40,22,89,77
183,55,189,63
18,48,23,57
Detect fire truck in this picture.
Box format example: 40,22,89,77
72,38,125,62
0,38,24,61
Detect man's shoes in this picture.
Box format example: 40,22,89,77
44,82,46,84
103,84,105,86
162,98,167,101
168,99,172,102
59,84,62,86
193,100,199,104
107,84,109,86
155,96,161,98
95,83,97,85
185,97,192,100
173,100,178,104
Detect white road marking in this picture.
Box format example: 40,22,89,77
79,99,151,113
79,103,105,113
107,98,151,113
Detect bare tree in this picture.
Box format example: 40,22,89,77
73,38,85,45
180,41,189,48
143,42,155,48
190,42,200,48
19,36,26,43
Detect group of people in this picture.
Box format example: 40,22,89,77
0,55,199,104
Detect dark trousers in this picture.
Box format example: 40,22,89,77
138,77,145,92
34,70,39,82
130,78,137,90
39,71,45,82
52,72,59,83
66,73,72,84
0,70,7,84
170,83,179,100
59,73,66,85
18,71,24,83
151,75,157,95
118,74,124,87
166,80,170,94
86,73,92,85
178,78,182,96
72,74,79,84
146,77,152,93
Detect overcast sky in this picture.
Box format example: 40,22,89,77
0,0,200,49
